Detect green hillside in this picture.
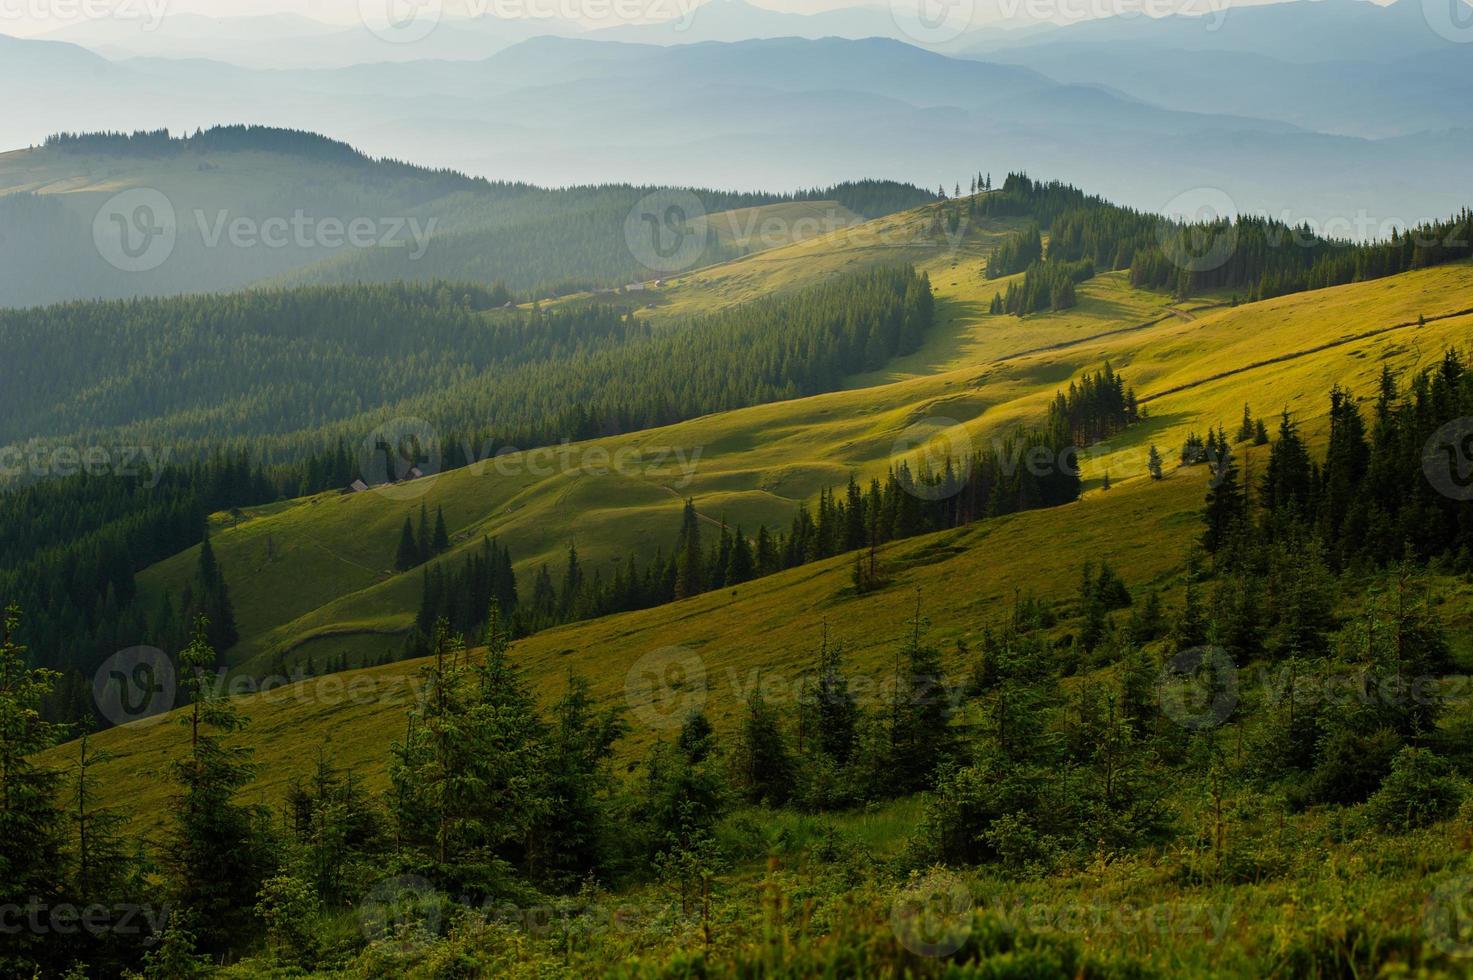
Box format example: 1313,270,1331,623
0,127,934,308
131,219,1473,678
16,174,1473,978
51,226,1467,766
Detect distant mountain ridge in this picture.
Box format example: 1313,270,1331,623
2,19,1470,251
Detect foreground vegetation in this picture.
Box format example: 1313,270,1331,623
10,363,1473,974
10,162,1473,976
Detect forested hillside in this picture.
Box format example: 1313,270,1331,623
1,266,936,719
0,127,934,308
10,167,1473,978
978,173,1473,308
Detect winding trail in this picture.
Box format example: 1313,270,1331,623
1139,306,1473,405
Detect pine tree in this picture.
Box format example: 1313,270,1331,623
0,606,67,973
561,544,586,619
887,596,955,792
1171,550,1209,651
196,529,237,651
417,502,432,564
394,516,419,571
1202,433,1244,553
1147,445,1164,480
1236,404,1255,443
732,679,794,806
71,729,134,907
467,607,549,879
725,526,755,585
537,671,626,885
674,499,705,600
754,524,778,578
432,506,450,555
814,629,859,766
164,616,269,954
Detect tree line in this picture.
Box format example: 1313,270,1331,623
2,268,934,723
403,366,1134,659
976,172,1473,310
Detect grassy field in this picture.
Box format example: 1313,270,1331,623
56,208,1473,838
132,211,1473,679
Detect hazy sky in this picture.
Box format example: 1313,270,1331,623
0,0,1337,38
2,0,836,35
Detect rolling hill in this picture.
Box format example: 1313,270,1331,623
38,243,1473,855
100,190,1473,719
0,127,928,307
18,166,1473,978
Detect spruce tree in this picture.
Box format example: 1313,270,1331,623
538,671,626,886
559,543,583,620
196,529,237,651
814,630,859,765
1260,412,1315,518
674,499,705,600
467,608,549,879
432,506,451,555
164,616,269,954
887,597,955,792
709,521,732,590
0,606,67,973
732,679,794,806
1236,404,1255,443
71,729,134,905
725,527,755,585
1202,435,1243,553
1147,445,1164,480
387,620,477,884
394,516,419,571
417,502,432,564
1171,550,1209,652
755,524,778,578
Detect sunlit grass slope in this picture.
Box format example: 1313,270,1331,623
72,253,1473,836
135,237,1473,677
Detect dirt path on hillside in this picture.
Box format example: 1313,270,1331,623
650,480,725,529
1139,306,1473,405
967,313,1177,384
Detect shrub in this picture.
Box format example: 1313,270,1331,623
1365,747,1465,831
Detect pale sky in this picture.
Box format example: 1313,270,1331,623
0,0,1358,39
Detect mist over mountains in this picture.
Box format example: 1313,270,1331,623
3,0,1471,310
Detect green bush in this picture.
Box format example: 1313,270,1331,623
1365,747,1465,831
